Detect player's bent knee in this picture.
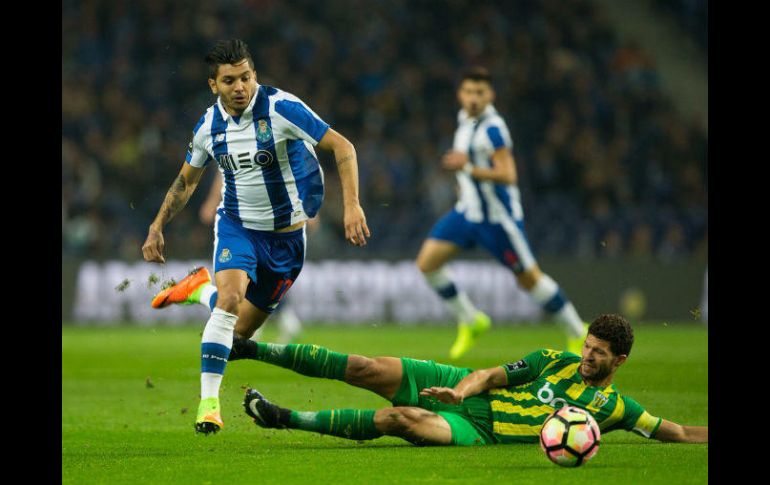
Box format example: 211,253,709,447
516,267,542,291
345,355,377,383
374,407,411,435
215,291,244,314
374,407,427,435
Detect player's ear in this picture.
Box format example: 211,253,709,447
208,78,218,95
613,354,628,369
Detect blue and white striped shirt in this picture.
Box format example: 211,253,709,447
186,84,330,231
453,104,524,224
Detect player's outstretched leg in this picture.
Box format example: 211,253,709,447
244,388,383,440
151,267,217,309
243,389,452,445
230,339,403,400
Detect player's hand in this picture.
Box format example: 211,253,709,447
419,386,463,404
142,227,166,263
343,203,371,247
441,150,469,171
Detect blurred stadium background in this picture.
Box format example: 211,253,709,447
62,0,707,326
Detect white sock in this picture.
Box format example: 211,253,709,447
199,284,217,309
200,307,238,400
555,302,584,337
425,268,478,323
529,274,584,337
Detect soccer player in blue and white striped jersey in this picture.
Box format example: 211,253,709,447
142,39,370,434
415,67,586,360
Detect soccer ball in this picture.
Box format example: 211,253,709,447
539,406,601,467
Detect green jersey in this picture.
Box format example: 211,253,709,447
485,349,662,444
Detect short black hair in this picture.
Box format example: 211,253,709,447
205,39,255,79
588,314,635,356
459,66,492,85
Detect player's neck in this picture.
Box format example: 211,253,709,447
583,374,614,388
464,104,492,120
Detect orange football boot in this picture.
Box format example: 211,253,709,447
151,267,212,309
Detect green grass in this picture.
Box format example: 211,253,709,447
62,322,708,484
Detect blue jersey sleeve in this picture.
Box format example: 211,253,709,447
486,126,506,150
485,118,513,151
186,114,213,167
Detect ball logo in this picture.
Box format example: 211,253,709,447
254,150,274,167
537,382,568,409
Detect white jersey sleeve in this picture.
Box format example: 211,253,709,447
272,93,330,146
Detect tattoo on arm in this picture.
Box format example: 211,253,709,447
336,154,354,165
158,174,189,224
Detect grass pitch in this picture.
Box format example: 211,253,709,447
62,322,708,484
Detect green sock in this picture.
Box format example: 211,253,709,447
254,343,348,381
288,409,382,441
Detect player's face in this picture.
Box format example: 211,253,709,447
457,80,494,117
208,59,257,115
578,334,627,383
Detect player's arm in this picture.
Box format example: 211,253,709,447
653,419,708,443
142,162,206,263
199,171,223,225
316,128,371,246
419,366,508,404
442,147,516,184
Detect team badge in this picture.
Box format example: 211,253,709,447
218,248,232,263
256,119,272,143
504,360,528,372
589,391,609,409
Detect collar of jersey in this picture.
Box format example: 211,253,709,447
459,103,497,124
216,83,260,122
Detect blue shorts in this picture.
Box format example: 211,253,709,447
213,209,305,313
427,209,536,274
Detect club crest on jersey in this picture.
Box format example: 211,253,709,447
218,248,232,263
589,391,609,409
256,119,272,143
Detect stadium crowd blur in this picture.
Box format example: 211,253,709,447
62,0,707,263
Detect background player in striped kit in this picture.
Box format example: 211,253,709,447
238,314,707,446
415,66,587,359
142,39,370,434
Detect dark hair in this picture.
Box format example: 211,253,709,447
588,314,634,356
205,39,255,79
460,66,492,85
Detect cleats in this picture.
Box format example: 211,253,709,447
151,267,211,309
567,323,589,355
449,311,492,360
195,396,223,435
243,388,287,429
